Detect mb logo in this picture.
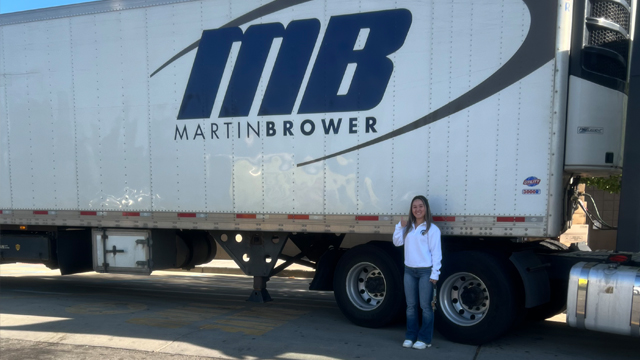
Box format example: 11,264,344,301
178,9,412,120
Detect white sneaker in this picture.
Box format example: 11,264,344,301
402,340,413,348
412,341,431,349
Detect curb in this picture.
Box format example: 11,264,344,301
166,266,314,279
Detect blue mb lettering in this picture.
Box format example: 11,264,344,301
177,9,412,120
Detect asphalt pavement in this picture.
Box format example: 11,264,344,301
1,263,638,360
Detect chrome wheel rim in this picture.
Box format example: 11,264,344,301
439,272,490,326
345,262,386,311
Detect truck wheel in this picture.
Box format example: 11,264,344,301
333,244,404,328
436,251,523,344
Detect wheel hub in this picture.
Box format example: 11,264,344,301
364,273,386,295
439,272,490,326
345,262,387,311
460,284,484,308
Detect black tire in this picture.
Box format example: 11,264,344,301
333,244,404,328
435,251,524,345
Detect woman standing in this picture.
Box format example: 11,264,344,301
393,195,442,349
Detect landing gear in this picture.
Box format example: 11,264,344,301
210,231,289,302
248,276,272,303
209,231,341,302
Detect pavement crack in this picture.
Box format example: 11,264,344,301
473,345,482,360
153,327,202,353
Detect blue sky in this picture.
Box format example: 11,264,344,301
0,0,94,14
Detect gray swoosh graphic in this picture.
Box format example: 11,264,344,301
150,0,312,77
297,0,556,167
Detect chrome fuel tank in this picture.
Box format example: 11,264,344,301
567,262,640,337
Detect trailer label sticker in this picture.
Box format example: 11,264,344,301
577,127,604,135
522,189,541,195
523,177,541,187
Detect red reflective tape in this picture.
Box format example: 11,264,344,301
288,215,309,220
122,212,140,217
81,211,97,216
33,211,48,215
433,216,455,222
496,217,525,222
236,214,257,219
356,216,379,221
178,213,197,218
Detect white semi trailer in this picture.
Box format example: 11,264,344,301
1,0,639,344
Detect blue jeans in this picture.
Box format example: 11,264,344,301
404,266,434,344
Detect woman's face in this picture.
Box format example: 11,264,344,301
411,199,426,221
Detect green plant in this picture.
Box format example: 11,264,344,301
580,175,622,194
